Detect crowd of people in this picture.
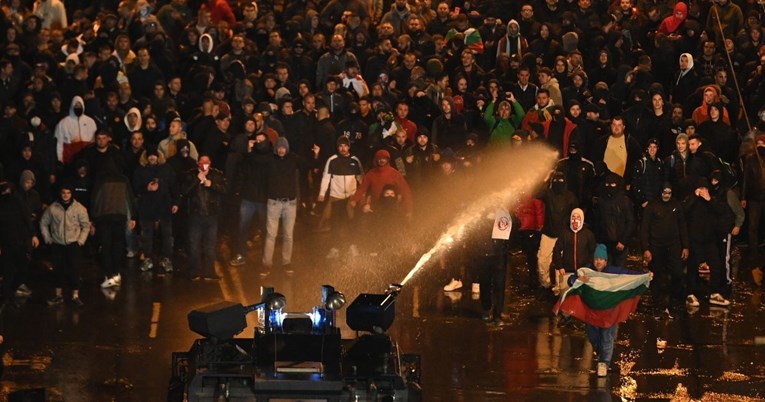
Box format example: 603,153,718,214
0,0,764,320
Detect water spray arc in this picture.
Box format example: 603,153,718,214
400,145,559,286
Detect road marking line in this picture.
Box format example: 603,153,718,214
149,302,161,338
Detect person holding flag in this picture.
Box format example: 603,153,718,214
555,244,652,377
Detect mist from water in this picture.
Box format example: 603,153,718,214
399,143,559,286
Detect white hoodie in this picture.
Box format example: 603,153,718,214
124,107,142,132
54,96,97,164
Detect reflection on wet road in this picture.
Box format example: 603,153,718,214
1,242,765,401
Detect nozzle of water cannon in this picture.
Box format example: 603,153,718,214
386,283,402,295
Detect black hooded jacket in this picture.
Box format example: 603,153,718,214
234,141,273,203
641,197,688,249
594,173,635,245
538,175,579,238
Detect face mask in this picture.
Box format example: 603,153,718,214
758,147,765,157
570,214,582,232
661,191,672,202
604,183,617,197
73,107,84,117
396,4,406,11
552,112,563,122
551,179,565,192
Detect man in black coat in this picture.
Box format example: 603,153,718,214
181,154,227,280
684,177,731,307
642,182,689,317
0,180,38,308
90,164,136,288
229,133,272,267
133,146,177,274
263,137,316,270
593,173,635,268
537,171,578,294
552,207,597,293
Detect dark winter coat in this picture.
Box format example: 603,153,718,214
133,162,177,221
594,180,635,245
431,113,467,152
697,119,739,164
538,187,578,238
266,147,302,200
641,198,688,249
90,173,136,223
632,155,665,205
553,224,597,273
687,148,721,183
684,193,725,243
181,167,227,217
234,142,273,203
592,133,643,186
0,193,34,250
555,155,595,207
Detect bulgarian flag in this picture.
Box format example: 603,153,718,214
445,28,484,54
554,268,651,328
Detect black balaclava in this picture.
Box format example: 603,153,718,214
604,174,619,198
551,171,566,193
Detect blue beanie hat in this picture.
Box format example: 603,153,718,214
594,244,608,261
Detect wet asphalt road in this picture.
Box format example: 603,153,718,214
1,227,765,402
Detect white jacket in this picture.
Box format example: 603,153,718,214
55,96,97,163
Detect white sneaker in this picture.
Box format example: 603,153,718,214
100,276,119,288
348,244,359,257
443,278,463,291
113,273,122,284
709,293,731,306
686,294,700,307
325,248,340,259
471,283,480,294
597,362,608,377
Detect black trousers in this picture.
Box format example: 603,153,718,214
51,243,83,291
688,240,724,298
0,246,27,303
96,220,126,277
518,230,541,288
479,240,509,317
648,243,685,309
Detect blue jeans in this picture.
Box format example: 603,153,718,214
126,225,137,254
586,324,617,365
140,216,174,259
236,200,266,255
188,214,218,277
263,198,297,267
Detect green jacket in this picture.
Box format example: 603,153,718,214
484,100,526,144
